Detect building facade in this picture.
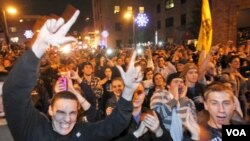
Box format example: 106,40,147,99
151,0,199,45
92,0,250,48
211,0,250,45
0,14,40,44
1,0,250,47
92,0,155,48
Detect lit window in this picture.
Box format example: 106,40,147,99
10,37,19,43
139,7,144,13
9,27,16,32
165,0,174,9
127,6,133,13
114,6,120,14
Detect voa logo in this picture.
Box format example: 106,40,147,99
226,129,246,136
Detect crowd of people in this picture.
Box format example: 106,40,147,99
1,10,250,141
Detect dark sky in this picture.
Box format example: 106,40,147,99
1,0,93,30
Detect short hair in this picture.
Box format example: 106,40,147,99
50,91,78,106
204,81,235,102
166,72,182,85
111,77,124,85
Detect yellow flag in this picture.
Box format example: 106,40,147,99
196,0,212,55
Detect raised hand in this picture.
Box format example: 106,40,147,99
54,77,66,93
179,85,187,98
117,51,143,101
69,68,82,84
32,10,80,58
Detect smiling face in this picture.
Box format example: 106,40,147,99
204,91,235,129
49,99,78,135
158,57,165,68
111,79,124,97
153,73,165,88
83,64,93,76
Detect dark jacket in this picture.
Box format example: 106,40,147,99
3,50,133,141
106,95,120,109
0,124,14,141
186,82,205,111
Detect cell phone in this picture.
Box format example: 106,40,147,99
59,77,67,91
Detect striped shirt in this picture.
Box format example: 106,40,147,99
150,88,197,130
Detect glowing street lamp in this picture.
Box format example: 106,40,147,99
6,7,17,15
0,6,17,46
124,11,149,47
124,12,133,19
124,11,135,47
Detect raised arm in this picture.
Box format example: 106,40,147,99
3,10,80,140
117,51,143,101
32,10,79,58
84,51,144,140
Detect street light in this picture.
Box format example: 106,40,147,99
124,11,135,48
6,7,17,15
124,11,149,48
0,6,17,46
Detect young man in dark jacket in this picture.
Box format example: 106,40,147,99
3,10,145,141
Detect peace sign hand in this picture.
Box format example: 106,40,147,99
32,10,80,58
117,51,143,101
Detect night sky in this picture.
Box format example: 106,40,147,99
1,0,93,31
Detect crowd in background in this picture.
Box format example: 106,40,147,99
1,38,250,140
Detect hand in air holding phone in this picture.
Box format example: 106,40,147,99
55,76,68,93
55,72,77,93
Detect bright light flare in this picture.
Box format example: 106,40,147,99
124,12,132,19
136,48,143,54
60,44,72,54
6,7,17,15
106,48,113,55
101,30,109,38
158,41,163,47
